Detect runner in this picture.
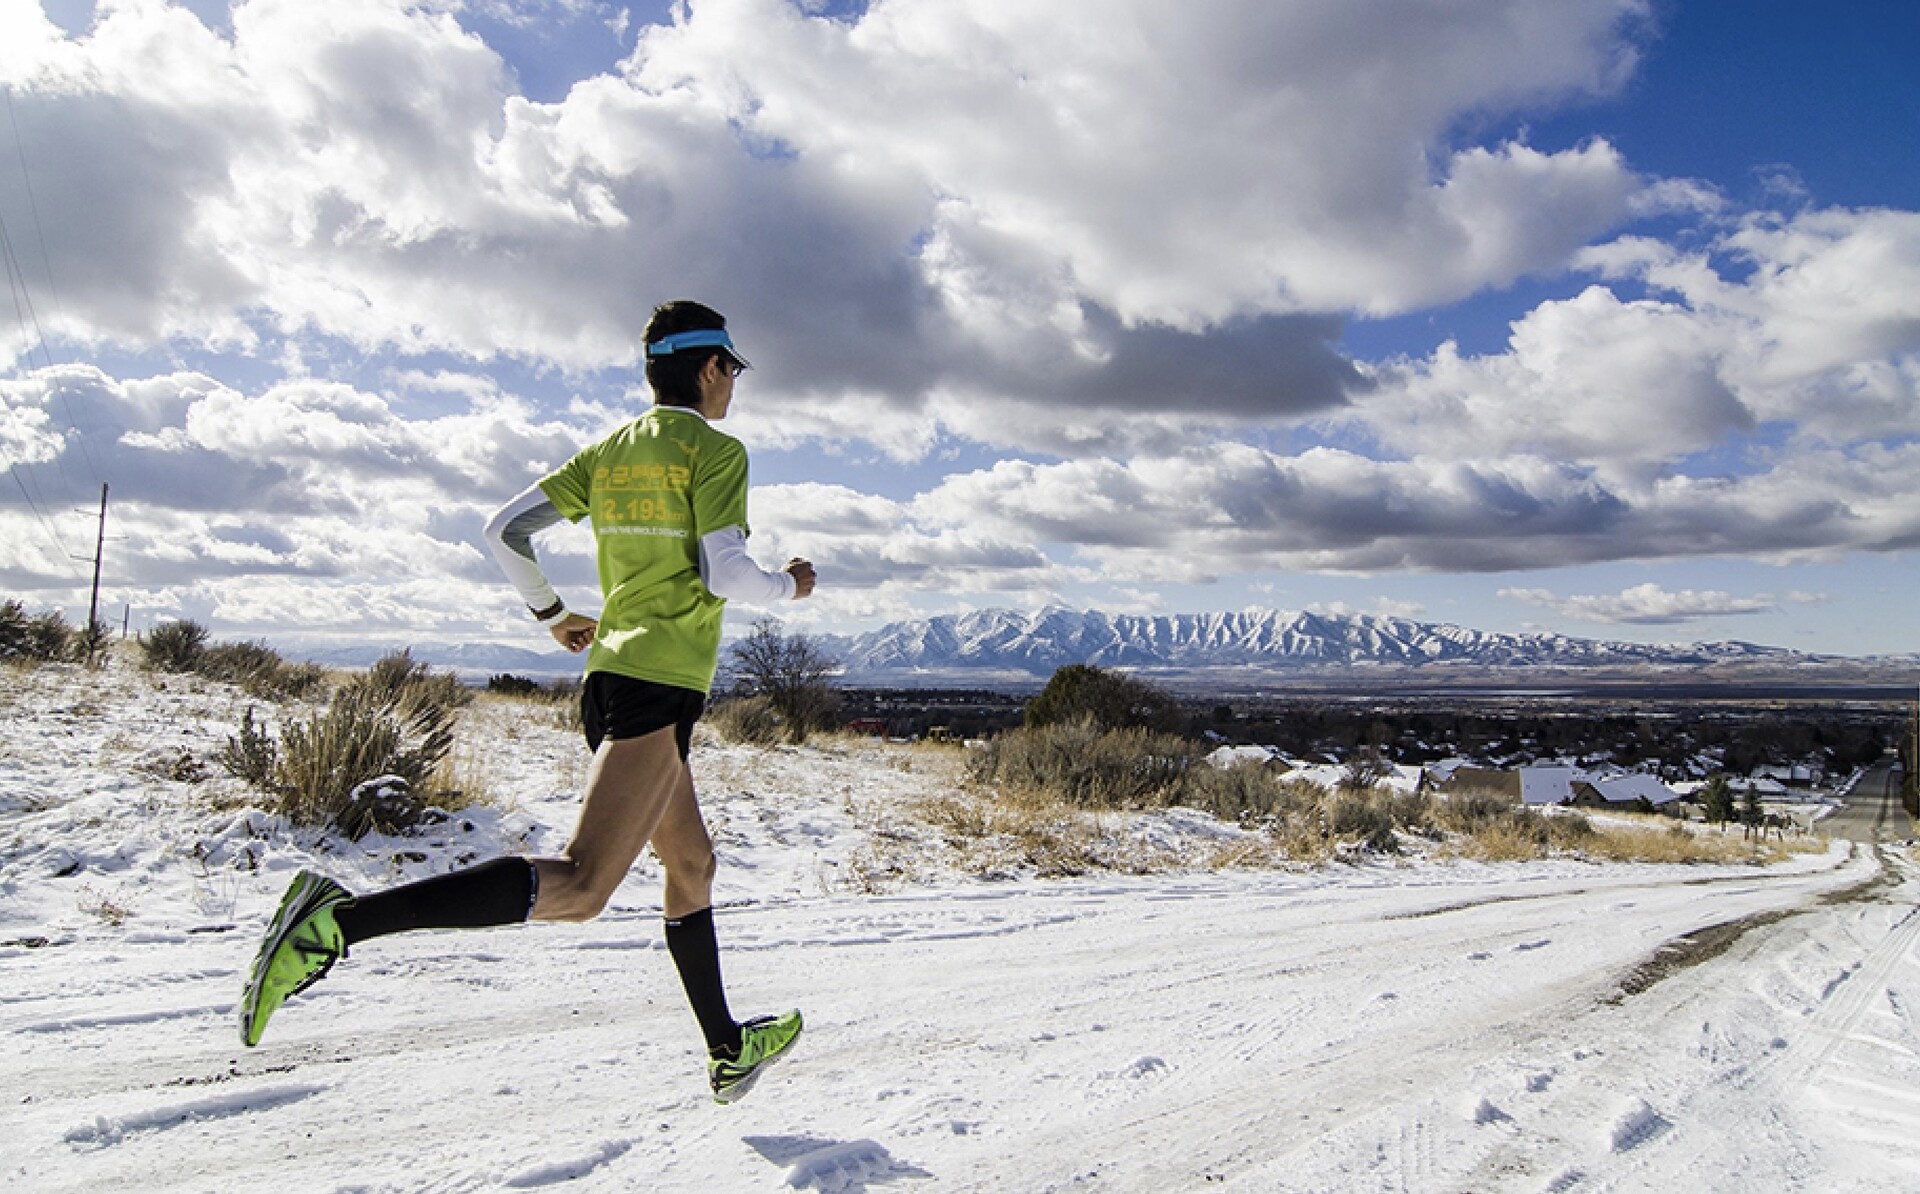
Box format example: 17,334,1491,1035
239,300,815,1105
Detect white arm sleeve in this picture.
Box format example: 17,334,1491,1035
483,482,568,619
699,525,798,603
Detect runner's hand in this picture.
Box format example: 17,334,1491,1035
785,559,816,599
549,613,597,653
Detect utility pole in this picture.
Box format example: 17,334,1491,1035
70,483,114,663
87,482,107,638
1907,683,1918,820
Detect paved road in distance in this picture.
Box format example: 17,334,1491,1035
1822,758,1913,844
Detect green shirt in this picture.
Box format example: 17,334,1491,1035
538,407,752,694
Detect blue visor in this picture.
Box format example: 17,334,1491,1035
645,329,750,370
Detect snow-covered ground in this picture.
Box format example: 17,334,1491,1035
4,661,1918,1192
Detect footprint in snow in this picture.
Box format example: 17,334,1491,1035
745,1136,931,1193
1101,1056,1168,1081
63,1083,326,1150
1607,1099,1670,1153
1468,1095,1511,1125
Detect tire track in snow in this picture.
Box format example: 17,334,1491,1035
1457,846,1920,1193
946,856,1863,1192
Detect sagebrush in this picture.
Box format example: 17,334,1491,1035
0,599,80,663
217,651,469,838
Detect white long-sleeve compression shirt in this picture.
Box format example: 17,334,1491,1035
481,481,797,618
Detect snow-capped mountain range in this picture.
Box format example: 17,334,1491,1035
827,607,1771,674
819,607,1906,687
295,607,1909,688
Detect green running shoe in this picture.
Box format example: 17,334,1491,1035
238,870,353,1047
709,1010,803,1104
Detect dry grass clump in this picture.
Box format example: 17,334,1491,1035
482,673,582,734
915,785,1167,878
1430,787,1813,865
964,725,1442,866
964,718,1198,808
949,731,1819,874
708,694,784,745
134,617,326,700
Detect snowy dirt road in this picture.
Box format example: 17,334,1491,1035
7,842,1917,1193
4,662,1916,1191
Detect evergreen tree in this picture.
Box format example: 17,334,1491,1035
1701,774,1735,824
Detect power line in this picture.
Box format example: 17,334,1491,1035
2,87,101,488
7,462,80,579
0,197,49,374
5,88,63,356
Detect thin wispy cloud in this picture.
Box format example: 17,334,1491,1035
1500,583,1777,626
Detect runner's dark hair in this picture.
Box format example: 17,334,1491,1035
644,300,729,409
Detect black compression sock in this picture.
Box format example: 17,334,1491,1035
334,857,538,948
664,907,741,1057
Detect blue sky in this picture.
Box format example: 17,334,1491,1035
3,0,1918,656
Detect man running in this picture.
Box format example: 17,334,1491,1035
239,300,814,1105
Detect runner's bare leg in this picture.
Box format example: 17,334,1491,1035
651,763,717,919
531,727,683,922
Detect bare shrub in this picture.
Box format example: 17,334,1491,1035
727,618,840,743
141,618,210,673
709,694,783,745
485,673,544,697
1179,761,1288,821
0,598,25,659
73,621,113,665
356,649,473,717
77,884,133,927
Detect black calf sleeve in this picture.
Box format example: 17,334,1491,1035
334,857,538,948
665,907,741,1057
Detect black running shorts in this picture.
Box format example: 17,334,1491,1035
580,672,706,761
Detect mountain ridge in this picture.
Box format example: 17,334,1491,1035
819,606,1910,687
288,607,1915,690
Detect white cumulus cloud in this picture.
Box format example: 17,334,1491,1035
1499,582,1776,625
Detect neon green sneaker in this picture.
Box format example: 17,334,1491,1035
709,1010,803,1104
238,870,353,1047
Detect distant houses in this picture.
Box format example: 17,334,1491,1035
1430,763,1684,813
1205,745,1835,820
1206,749,1758,815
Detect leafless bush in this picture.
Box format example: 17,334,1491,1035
216,706,279,788
727,618,841,743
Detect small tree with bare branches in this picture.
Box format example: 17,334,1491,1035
726,617,841,743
